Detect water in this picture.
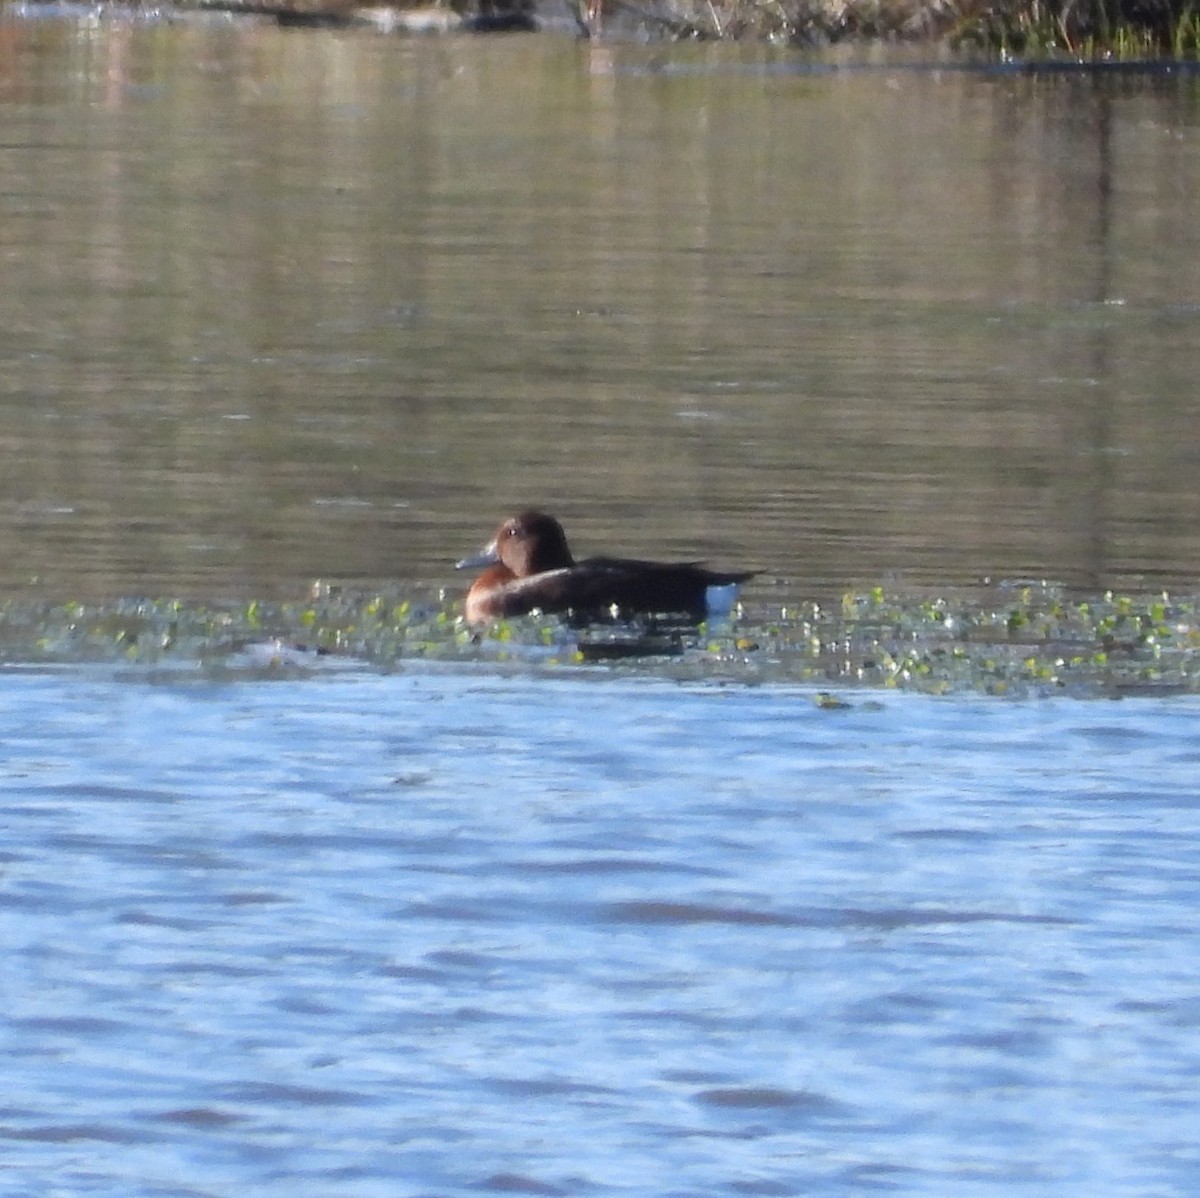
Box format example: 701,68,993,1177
3,16,1200,1195
4,663,1200,1196
1,23,1199,603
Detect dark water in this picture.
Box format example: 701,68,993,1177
1,19,1199,607
5,664,1200,1197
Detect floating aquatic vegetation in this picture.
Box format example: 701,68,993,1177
0,580,1197,697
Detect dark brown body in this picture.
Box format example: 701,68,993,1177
458,511,753,625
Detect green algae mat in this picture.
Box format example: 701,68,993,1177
4,583,1199,697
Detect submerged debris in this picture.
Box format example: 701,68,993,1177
2,580,1199,697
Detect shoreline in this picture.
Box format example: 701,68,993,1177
4,0,1199,53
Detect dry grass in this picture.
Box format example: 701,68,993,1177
587,0,1200,50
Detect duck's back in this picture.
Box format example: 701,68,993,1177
565,556,753,619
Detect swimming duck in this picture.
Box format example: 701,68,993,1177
457,510,753,625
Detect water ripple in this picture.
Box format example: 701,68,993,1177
3,666,1199,1197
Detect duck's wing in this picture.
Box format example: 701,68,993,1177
575,558,750,616
482,567,580,618
582,557,755,586
484,559,754,621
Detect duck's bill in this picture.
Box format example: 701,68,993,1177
455,541,500,570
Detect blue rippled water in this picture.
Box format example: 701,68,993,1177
4,665,1200,1197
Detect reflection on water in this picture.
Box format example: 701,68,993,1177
1,21,1199,610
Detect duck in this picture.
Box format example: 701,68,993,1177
456,510,753,625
